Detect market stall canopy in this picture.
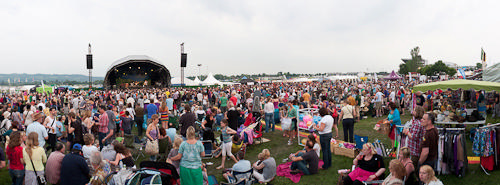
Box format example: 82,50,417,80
192,77,202,85
240,76,256,85
413,79,500,92
384,70,402,80
484,63,500,83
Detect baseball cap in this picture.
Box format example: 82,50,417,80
72,143,82,150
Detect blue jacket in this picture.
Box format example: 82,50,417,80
60,152,90,185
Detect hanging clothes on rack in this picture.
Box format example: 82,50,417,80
437,128,467,177
473,128,496,171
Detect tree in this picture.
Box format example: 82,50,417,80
399,46,424,73
476,62,482,70
418,60,457,76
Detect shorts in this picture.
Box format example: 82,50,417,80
290,118,297,131
221,142,233,157
375,102,382,109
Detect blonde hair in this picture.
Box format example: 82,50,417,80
186,126,196,140
400,147,410,159
257,153,264,160
363,143,377,155
389,159,406,180
260,149,271,159
26,132,39,157
420,165,438,182
82,110,92,121
173,137,183,149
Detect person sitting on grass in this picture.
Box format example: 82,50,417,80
252,149,276,183
291,134,321,158
419,165,443,185
289,140,319,175
216,119,239,170
381,159,405,185
223,151,252,183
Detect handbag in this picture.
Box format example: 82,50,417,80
145,126,159,155
28,152,47,185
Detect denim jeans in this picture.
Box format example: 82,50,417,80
9,169,25,185
342,118,355,143
290,152,310,175
265,113,275,132
320,132,332,169
98,132,107,150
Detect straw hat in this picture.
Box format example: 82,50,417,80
32,112,43,121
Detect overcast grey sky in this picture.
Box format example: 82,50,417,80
1,0,499,77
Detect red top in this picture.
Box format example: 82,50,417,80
230,96,238,107
6,146,24,170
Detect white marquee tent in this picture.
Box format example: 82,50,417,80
202,73,222,86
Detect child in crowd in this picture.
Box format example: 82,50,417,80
216,119,239,169
167,137,183,173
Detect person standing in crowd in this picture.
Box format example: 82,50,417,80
97,106,109,149
253,149,276,183
68,112,84,147
170,126,205,185
135,103,145,137
147,99,158,119
216,119,238,170
26,112,48,148
6,131,24,185
340,100,356,143
403,106,425,168
387,102,401,149
24,104,34,126
226,102,240,131
419,113,438,171
120,111,134,135
264,97,275,133
60,144,90,185
313,107,333,170
286,101,298,145
289,141,319,175
179,104,196,139
23,132,47,185
160,102,170,129
219,92,228,113
45,143,65,185
375,88,384,117
419,165,443,185
43,107,58,152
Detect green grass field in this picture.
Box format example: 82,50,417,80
1,114,499,185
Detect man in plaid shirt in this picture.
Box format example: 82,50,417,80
403,106,425,167
97,105,110,150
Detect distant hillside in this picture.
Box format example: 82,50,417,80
0,73,104,83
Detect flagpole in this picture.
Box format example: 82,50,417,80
482,48,486,80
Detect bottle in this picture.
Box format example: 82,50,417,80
119,160,124,170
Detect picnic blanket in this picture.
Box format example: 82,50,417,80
276,160,324,183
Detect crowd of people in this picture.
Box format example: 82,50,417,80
0,78,498,185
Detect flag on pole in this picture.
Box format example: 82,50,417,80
41,80,45,92
481,48,486,62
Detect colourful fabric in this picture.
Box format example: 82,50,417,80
276,160,324,183
473,129,494,157
348,167,377,182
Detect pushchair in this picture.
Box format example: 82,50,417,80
137,161,180,185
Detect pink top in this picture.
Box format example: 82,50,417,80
45,151,65,184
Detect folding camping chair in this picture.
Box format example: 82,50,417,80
252,118,263,144
202,140,214,159
354,135,368,149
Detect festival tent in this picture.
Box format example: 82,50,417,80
384,70,402,80
170,77,196,86
413,79,500,92
192,77,202,85
202,73,222,86
484,63,500,83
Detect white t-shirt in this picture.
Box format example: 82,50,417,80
313,143,321,158
82,145,99,160
375,92,384,102
390,91,396,103
318,115,333,135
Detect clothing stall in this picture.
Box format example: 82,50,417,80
472,122,500,175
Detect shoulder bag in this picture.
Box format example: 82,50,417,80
28,152,47,185
145,125,159,155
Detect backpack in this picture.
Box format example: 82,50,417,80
332,108,338,118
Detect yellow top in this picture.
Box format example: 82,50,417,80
23,146,47,171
